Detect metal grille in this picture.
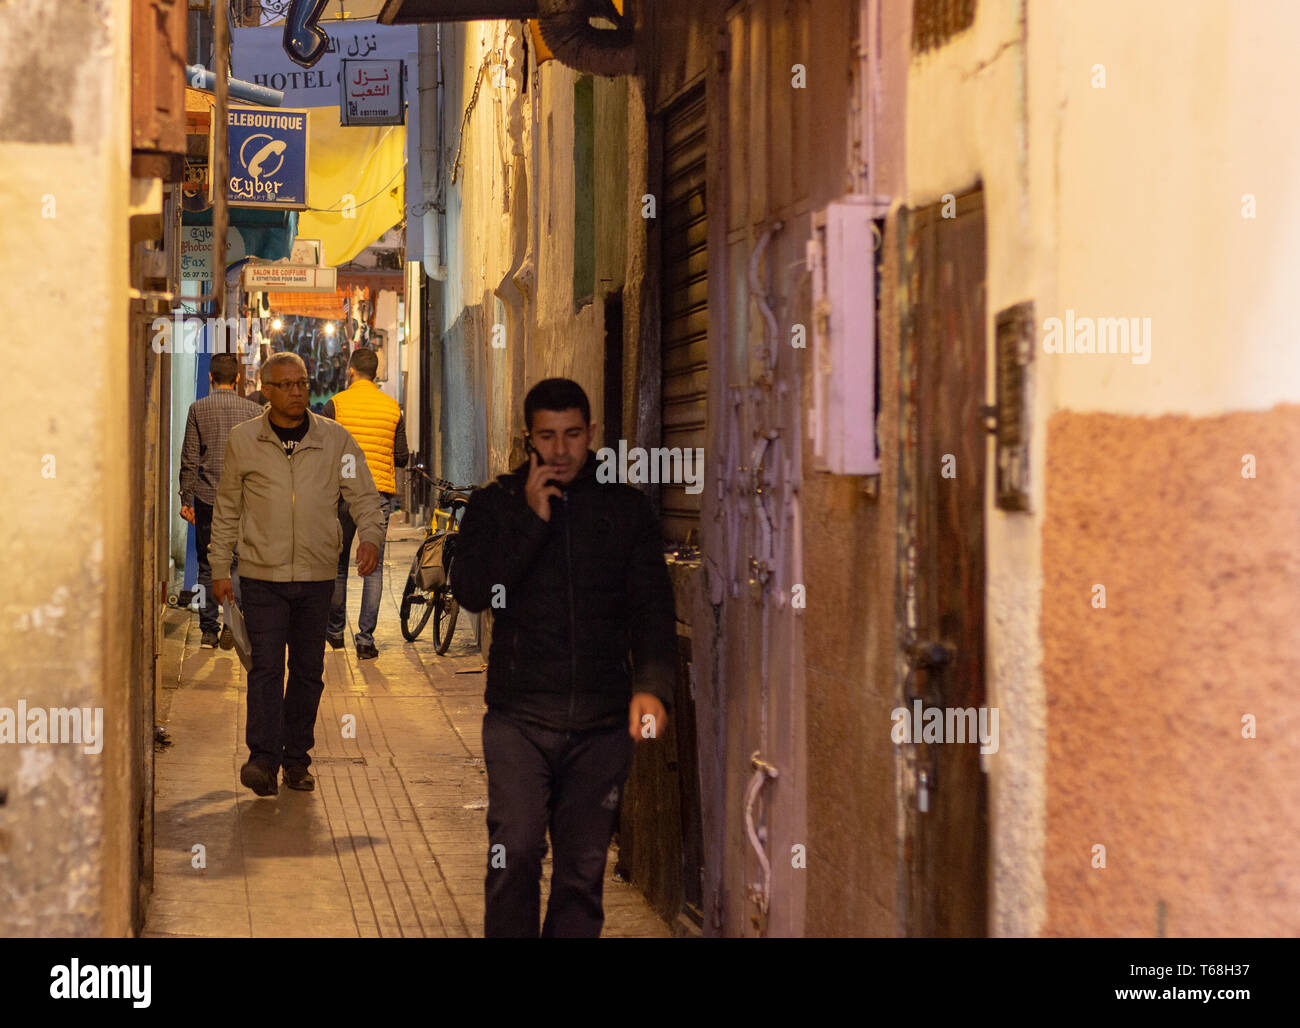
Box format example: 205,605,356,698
660,87,708,543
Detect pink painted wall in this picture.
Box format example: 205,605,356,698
1042,407,1300,936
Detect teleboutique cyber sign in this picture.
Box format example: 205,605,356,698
211,105,309,210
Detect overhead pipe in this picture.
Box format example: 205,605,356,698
419,24,447,280
212,4,230,319
186,65,285,107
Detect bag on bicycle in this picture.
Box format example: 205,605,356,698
416,530,455,590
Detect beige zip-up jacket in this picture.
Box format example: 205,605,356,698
208,409,386,582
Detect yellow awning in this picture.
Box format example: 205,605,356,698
296,107,406,268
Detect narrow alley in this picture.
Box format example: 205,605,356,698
145,527,669,938
5,0,1300,996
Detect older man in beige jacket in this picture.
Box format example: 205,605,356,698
210,352,385,797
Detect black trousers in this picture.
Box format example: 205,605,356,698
482,707,633,938
240,577,333,773
193,498,220,633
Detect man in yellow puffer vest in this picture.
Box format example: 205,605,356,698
322,346,409,659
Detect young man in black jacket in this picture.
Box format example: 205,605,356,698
451,378,677,937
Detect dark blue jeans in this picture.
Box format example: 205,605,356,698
328,491,394,647
481,707,633,938
240,577,334,773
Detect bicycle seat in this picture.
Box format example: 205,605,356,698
438,488,473,507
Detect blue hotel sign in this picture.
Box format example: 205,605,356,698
213,105,310,210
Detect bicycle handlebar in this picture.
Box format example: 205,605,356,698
407,463,473,495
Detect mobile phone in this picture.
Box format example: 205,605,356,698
524,435,561,489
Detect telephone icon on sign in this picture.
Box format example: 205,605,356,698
247,140,286,180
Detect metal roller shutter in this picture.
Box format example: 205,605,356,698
660,86,708,544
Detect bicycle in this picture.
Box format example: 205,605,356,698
399,466,474,654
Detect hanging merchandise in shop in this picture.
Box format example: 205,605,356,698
213,106,310,210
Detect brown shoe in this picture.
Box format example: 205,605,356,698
283,765,315,791
240,760,278,797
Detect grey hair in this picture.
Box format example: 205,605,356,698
262,351,308,381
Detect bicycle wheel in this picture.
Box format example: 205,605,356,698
433,572,459,655
400,571,434,641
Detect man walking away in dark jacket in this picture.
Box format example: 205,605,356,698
179,352,264,649
451,378,678,937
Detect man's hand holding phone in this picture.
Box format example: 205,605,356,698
524,448,563,522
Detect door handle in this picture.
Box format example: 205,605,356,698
903,640,953,814
904,639,953,706
907,640,954,671
744,752,779,918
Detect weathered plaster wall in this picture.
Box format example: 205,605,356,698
440,23,632,484
440,22,515,486
0,0,134,935
1035,0,1300,935
905,0,1300,935
1045,2,1300,418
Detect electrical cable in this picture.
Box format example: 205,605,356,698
302,160,405,213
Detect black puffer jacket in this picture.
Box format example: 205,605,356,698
451,449,677,732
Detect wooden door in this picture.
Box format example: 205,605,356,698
899,188,989,936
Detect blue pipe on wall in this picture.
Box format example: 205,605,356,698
186,65,285,107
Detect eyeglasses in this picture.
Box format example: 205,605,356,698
266,379,309,392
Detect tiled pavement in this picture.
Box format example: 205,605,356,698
144,525,671,938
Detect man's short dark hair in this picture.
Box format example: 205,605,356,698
209,353,240,385
524,378,590,432
349,347,379,380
